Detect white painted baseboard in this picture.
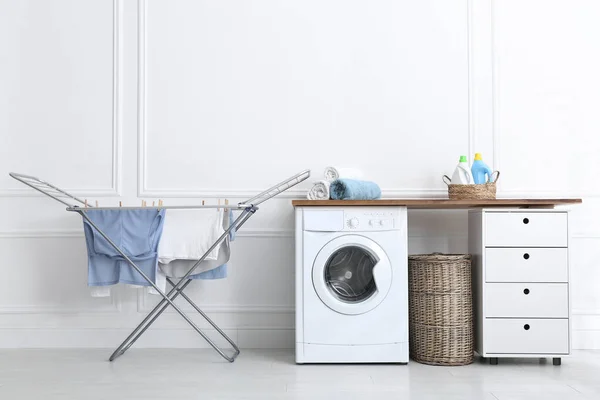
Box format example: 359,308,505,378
0,328,294,349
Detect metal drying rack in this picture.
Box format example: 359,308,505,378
9,169,310,362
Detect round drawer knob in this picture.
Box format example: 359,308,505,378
523,217,530,224
524,324,530,331
523,253,530,260
524,288,530,295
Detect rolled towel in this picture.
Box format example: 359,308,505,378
324,167,364,182
307,180,331,200
330,179,382,200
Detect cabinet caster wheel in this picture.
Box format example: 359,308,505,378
490,358,498,365
553,358,561,366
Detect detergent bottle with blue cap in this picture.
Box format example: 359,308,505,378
451,155,474,184
471,153,493,184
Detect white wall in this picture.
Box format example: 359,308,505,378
0,0,598,349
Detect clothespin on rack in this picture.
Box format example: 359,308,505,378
119,201,122,207
95,200,98,207
202,200,205,206
84,199,88,208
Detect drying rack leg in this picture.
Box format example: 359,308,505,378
173,280,240,355
105,210,255,362
108,281,196,361
109,278,240,363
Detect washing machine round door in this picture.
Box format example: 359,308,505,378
312,235,393,315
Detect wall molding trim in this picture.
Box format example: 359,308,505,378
498,190,595,198
572,309,600,316
138,187,449,199
0,0,123,198
137,291,294,314
0,230,84,239
0,229,475,239
136,0,466,199
0,301,121,315
137,0,149,198
571,234,600,239
488,1,597,198
0,228,296,239
0,327,294,349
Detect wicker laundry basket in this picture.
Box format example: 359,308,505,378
408,253,474,366
443,171,500,200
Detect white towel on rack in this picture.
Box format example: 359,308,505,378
307,180,331,200
157,209,225,264
323,167,364,182
159,238,231,279
150,210,232,294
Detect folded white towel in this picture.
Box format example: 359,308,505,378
158,209,224,264
323,167,364,182
307,180,331,200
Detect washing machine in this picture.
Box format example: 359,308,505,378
294,206,409,364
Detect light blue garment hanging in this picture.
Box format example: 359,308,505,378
83,209,166,286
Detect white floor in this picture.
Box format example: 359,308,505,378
0,349,599,399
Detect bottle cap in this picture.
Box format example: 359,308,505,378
474,153,482,161
459,155,467,162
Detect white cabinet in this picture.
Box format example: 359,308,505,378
469,209,570,365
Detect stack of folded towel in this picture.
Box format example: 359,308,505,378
306,167,382,200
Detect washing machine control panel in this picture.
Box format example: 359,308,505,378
343,210,398,231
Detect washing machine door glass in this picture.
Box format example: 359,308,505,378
312,235,393,315
324,246,377,303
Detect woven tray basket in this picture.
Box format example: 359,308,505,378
443,171,500,200
408,253,473,366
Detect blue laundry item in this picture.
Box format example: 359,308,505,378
329,179,382,200
194,263,228,279
87,209,165,257
83,209,166,286
192,209,235,280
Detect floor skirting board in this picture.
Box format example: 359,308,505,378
0,328,294,349
0,328,598,349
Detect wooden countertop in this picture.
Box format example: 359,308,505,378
291,199,582,209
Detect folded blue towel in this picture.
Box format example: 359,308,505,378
329,179,382,200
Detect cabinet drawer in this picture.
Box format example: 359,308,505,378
485,212,567,247
485,318,569,354
485,283,568,318
485,248,568,283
